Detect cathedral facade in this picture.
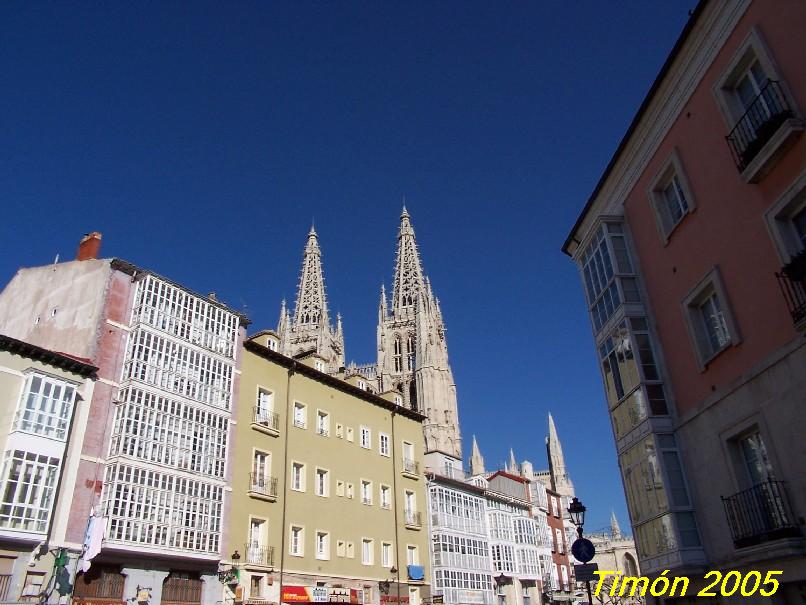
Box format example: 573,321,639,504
273,209,462,461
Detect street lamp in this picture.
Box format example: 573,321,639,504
231,550,241,564
568,497,586,536
495,574,507,605
567,498,595,605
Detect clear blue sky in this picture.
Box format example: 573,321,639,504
1,1,694,532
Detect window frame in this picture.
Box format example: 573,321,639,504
315,467,330,497
292,401,307,429
361,538,374,566
290,524,305,557
379,432,391,457
764,171,806,264
316,410,330,437
647,149,696,244
360,426,371,449
291,461,306,492
315,530,330,560
681,267,741,369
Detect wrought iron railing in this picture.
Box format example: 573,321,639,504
402,459,419,475
0,575,12,601
253,407,279,431
722,480,801,547
162,576,202,603
726,80,793,171
405,510,422,527
776,254,806,327
249,473,278,497
245,544,275,567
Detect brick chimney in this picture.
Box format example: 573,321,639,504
76,232,102,261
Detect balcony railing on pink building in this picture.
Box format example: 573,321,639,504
725,80,793,172
776,252,806,328
722,480,800,548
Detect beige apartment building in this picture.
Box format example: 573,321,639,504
225,335,431,605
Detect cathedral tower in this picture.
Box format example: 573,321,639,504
546,412,575,498
278,226,345,373
377,208,462,459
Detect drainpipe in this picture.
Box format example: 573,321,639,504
278,362,296,605
390,410,401,605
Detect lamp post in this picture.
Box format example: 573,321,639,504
567,498,595,605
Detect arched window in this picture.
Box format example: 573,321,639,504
406,336,415,371
393,337,402,372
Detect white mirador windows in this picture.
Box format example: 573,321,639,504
14,374,77,441
683,268,739,368
360,426,371,449
648,150,696,242
0,450,59,532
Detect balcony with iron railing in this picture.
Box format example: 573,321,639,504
405,510,422,529
245,544,275,568
776,251,806,330
0,575,12,601
252,407,280,436
402,459,420,478
722,480,801,548
248,473,278,502
726,80,801,180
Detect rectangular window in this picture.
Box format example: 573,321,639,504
360,426,371,449
317,411,329,437
291,462,305,492
346,427,354,442
361,480,373,505
380,485,391,509
337,540,346,557
256,388,273,415
336,480,345,497
293,403,306,429
316,468,329,497
382,542,393,567
336,423,344,439
379,433,390,457
406,545,418,566
0,450,59,531
14,374,77,440
346,541,355,558
648,151,695,241
683,269,737,367
346,483,354,499
316,531,330,560
290,525,304,556
738,431,774,485
362,539,373,565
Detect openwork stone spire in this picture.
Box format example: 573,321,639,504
277,227,345,373
546,412,575,498
294,226,330,328
391,206,425,315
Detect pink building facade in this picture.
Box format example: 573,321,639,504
564,0,806,601
0,234,247,605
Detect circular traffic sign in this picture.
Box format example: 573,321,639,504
571,538,596,563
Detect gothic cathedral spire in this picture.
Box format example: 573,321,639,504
278,226,345,373
546,412,575,498
377,208,462,459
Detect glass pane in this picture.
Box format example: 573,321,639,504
740,432,773,484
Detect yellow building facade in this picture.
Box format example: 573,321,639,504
226,337,431,605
